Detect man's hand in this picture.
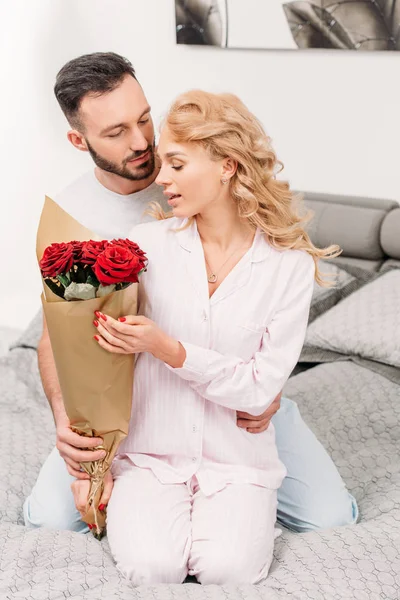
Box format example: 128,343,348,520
56,415,106,480
236,392,282,434
71,470,114,519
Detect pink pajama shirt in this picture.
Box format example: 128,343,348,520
107,217,315,584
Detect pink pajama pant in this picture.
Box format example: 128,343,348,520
106,459,279,586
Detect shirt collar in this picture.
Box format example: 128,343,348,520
175,218,271,263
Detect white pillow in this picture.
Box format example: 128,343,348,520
306,270,400,368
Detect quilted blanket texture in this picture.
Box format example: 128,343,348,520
1,343,399,599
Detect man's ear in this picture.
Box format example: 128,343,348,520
67,129,89,152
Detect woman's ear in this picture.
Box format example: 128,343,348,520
221,157,237,182
67,129,89,152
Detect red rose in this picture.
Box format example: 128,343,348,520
40,242,74,278
71,240,84,261
111,238,146,257
94,245,142,285
81,240,109,266
111,238,147,270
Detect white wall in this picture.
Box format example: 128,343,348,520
1,0,399,330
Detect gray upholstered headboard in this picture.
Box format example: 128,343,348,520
301,191,400,272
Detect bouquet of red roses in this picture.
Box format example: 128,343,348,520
36,197,146,539
40,237,146,301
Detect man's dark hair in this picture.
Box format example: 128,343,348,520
54,52,137,130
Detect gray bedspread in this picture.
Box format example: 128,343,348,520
1,342,399,599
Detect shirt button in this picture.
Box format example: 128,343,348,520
203,312,208,321
192,457,197,463
192,425,198,433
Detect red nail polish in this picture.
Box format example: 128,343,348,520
98,504,105,511
94,335,99,341
94,311,101,318
88,524,93,530
93,320,99,327
100,313,107,321
118,317,126,322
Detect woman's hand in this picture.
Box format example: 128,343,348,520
71,470,114,525
93,312,186,368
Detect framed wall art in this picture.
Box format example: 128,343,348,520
175,1,400,51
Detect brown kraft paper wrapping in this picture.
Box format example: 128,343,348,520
36,197,137,538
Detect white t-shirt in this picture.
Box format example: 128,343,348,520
55,170,169,239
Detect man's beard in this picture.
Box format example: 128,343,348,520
86,139,156,181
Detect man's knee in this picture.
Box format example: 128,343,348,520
22,447,83,532
308,492,358,531
23,494,86,533
278,492,358,532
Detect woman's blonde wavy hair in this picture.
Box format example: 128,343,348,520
151,90,341,285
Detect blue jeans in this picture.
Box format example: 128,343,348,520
23,397,358,533
275,398,358,531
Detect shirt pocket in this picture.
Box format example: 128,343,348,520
236,322,266,359
238,321,266,334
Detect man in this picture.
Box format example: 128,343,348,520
23,52,357,533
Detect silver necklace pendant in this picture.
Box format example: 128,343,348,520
208,273,218,284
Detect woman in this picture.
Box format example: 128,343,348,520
74,90,339,585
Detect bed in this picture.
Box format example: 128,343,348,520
1,192,399,599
